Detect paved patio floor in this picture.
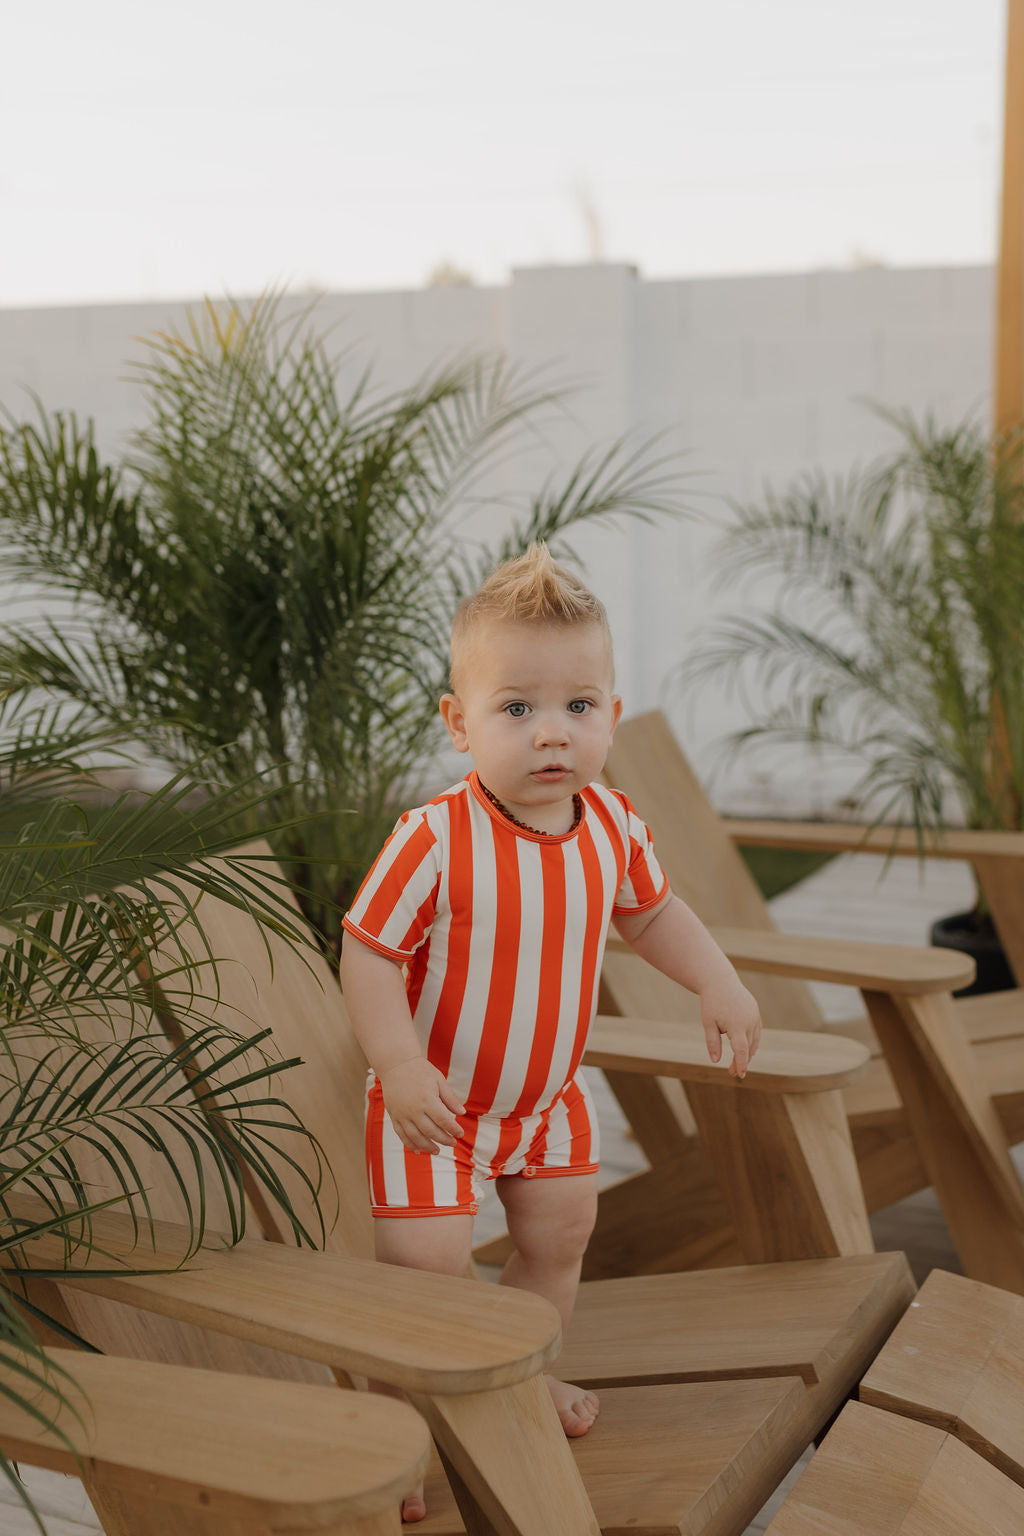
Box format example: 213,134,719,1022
3,851,987,1534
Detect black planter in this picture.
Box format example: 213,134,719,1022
929,909,1017,997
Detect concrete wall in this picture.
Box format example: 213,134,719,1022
0,261,993,811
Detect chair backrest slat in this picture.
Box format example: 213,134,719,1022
604,711,824,1032
147,850,374,1261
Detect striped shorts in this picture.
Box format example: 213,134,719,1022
365,1071,600,1217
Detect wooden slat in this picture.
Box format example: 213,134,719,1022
860,1268,1024,1487
559,1252,912,1389
726,817,1024,861
0,1348,429,1534
764,1399,1024,1534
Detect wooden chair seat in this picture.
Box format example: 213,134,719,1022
763,1399,1024,1534
0,1347,430,1536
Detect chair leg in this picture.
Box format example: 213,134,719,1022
864,988,1024,1293
686,1084,873,1262
412,1376,600,1536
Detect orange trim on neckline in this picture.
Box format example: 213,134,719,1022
467,772,584,844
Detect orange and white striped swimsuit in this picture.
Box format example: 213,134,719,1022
343,771,668,1216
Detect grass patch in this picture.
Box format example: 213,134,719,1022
738,846,836,901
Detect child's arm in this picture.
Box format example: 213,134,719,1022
612,893,762,1078
339,935,465,1153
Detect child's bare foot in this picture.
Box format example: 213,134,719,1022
401,1484,427,1523
546,1374,600,1436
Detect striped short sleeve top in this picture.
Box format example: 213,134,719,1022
343,770,668,1119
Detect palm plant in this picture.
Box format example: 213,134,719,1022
0,685,331,1529
689,412,1024,838
0,295,687,950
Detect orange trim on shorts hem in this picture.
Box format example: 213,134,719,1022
521,1163,599,1180
371,1203,478,1218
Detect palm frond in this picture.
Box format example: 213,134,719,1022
688,410,1024,834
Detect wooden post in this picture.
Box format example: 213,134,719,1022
996,0,1024,434
990,2,1024,829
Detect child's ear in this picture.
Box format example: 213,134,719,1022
609,695,623,737
440,693,470,753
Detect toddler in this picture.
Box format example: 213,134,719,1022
339,544,761,1522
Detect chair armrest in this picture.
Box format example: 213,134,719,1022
725,817,1024,863
708,926,975,994
0,1346,430,1526
605,925,974,992
9,1201,561,1395
585,1014,870,1091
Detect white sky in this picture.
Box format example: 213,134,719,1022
0,0,1007,307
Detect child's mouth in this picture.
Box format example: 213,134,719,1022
533,767,570,780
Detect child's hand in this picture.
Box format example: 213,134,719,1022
700,978,762,1079
379,1057,466,1154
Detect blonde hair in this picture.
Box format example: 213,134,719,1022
449,543,611,692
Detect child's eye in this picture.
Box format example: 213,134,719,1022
504,701,531,718
567,699,592,715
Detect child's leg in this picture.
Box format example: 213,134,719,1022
372,1213,475,1523
374,1210,475,1275
496,1171,600,1436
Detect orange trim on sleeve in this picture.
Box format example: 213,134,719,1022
611,873,670,916
341,915,414,963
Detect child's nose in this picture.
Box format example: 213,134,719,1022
535,713,570,747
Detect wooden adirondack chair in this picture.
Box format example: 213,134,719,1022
590,709,1024,1295
0,1348,430,1536
11,848,919,1536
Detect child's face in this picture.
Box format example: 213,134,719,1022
440,620,622,832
